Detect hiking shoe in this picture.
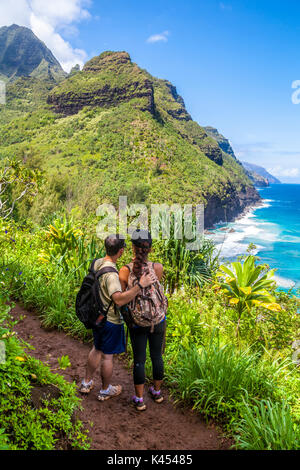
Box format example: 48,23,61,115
79,380,94,394
97,384,122,401
132,396,147,411
149,386,164,403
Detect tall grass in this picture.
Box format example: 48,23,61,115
4,260,90,339
170,340,285,422
234,399,300,450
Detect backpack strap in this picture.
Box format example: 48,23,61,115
94,266,119,315
89,258,98,273
95,266,118,279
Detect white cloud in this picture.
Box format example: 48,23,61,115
267,166,299,178
0,0,92,72
147,31,169,43
219,2,232,11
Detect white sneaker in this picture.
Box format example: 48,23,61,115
79,380,94,394
97,384,122,401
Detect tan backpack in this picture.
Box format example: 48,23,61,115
126,262,167,332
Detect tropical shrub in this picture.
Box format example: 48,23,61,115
38,215,104,279
216,255,281,336
0,158,42,220
154,236,219,293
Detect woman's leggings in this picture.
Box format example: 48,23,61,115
129,320,165,385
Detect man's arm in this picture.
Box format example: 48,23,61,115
112,284,140,307
112,271,155,307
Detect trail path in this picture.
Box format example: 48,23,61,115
10,304,231,450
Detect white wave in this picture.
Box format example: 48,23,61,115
279,234,300,243
207,198,300,267
242,225,263,236
215,241,249,259
274,275,297,289
206,198,282,259
256,201,271,209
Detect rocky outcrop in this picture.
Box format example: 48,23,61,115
47,79,155,116
83,51,131,73
204,126,237,160
198,142,223,166
163,82,192,121
47,51,155,116
244,168,269,187
204,184,262,228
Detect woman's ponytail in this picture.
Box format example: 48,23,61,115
131,229,152,280
132,243,151,280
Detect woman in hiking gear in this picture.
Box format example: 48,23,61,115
119,229,167,412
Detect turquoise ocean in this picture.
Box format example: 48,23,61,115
206,184,300,295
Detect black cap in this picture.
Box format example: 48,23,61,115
131,229,152,247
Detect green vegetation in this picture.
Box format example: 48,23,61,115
1,215,299,449
0,291,89,450
0,44,298,450
234,399,299,450
217,255,281,336
0,51,258,227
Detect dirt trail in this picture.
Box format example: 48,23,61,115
10,304,231,450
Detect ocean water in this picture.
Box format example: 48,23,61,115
206,184,300,294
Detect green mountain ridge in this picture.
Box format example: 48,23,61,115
0,46,261,227
0,24,66,82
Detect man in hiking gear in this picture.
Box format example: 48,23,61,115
80,234,155,401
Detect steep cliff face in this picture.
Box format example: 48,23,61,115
204,126,237,160
204,185,261,228
47,52,155,116
244,168,269,187
0,24,66,81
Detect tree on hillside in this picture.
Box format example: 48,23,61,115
0,159,42,219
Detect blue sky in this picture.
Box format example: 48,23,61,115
1,0,300,182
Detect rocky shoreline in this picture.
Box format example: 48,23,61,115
204,184,262,229
204,197,265,233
